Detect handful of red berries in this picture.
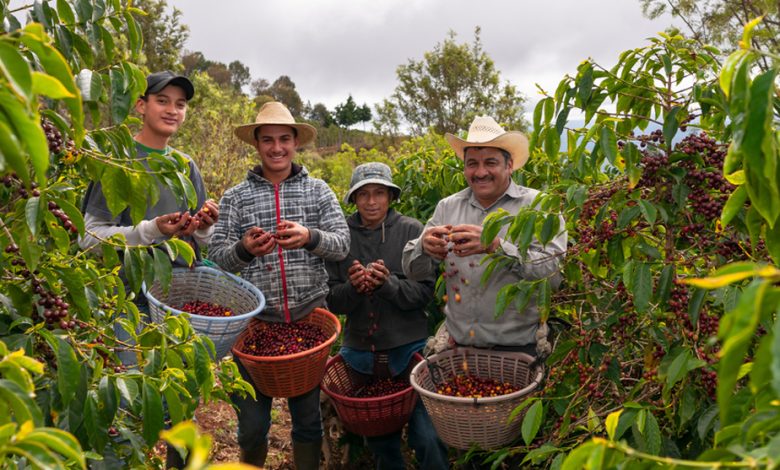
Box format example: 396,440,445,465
180,300,234,317
240,322,328,357
436,374,519,398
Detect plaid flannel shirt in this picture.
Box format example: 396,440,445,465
208,165,349,322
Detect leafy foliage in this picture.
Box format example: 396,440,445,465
0,1,252,466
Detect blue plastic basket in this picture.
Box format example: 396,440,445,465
143,266,265,358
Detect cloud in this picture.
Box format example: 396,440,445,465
170,0,678,111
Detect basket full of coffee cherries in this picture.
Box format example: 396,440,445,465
143,266,265,359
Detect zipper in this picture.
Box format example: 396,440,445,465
274,183,291,323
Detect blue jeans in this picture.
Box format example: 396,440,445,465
366,400,449,470
233,359,323,450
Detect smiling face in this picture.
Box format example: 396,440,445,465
353,183,391,229
463,146,513,208
255,124,299,183
135,85,187,145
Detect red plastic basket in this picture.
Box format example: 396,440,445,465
231,308,341,398
321,353,422,437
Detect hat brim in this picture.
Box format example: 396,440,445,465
234,122,317,148
344,179,401,205
445,131,529,171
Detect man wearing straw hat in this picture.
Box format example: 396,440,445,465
326,162,449,469
402,116,567,357
208,101,349,468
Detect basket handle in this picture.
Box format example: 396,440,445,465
424,356,446,388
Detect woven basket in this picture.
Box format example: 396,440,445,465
410,347,543,450
143,266,265,359
321,353,421,437
232,308,341,398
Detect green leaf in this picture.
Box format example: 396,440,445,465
101,165,131,217
721,185,748,227
20,26,84,144
630,262,652,313
152,249,173,295
27,428,84,466
718,280,765,425
109,67,132,124
561,441,602,470
577,64,593,105
521,400,543,446
123,11,143,57
0,118,29,184
75,69,103,102
688,288,707,327
0,40,32,100
31,72,74,99
123,248,143,294
25,196,42,237
98,376,118,427
50,196,85,234
165,239,195,267
0,90,48,185
163,387,184,425
142,380,164,446
665,349,705,393
662,106,681,145
539,213,560,247
56,337,80,406
644,412,662,454
605,410,622,441
770,316,780,398
494,283,517,319
719,49,748,97
0,379,41,425
56,0,76,24
599,126,618,166
638,199,657,226
193,341,211,386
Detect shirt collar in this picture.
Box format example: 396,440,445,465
467,180,525,210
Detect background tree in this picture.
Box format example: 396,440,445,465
252,75,304,117
228,60,251,93
387,27,527,135
640,0,780,69
334,95,360,128
135,0,189,72
308,102,335,127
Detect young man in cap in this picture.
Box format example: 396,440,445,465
208,101,350,469
80,70,218,255
402,116,567,357
326,162,449,469
79,71,218,469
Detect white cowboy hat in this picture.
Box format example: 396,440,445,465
234,101,317,147
445,116,530,171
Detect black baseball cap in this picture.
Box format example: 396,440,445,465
144,71,195,100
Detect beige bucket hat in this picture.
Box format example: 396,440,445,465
234,101,317,147
445,116,530,171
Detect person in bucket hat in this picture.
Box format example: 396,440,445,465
208,101,349,469
326,162,449,469
402,115,567,356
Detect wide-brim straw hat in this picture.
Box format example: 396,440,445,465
445,116,529,171
235,101,317,147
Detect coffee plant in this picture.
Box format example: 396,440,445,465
470,23,780,468
0,1,252,467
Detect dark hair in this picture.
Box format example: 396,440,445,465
463,146,512,165
254,125,298,142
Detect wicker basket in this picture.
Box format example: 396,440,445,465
410,347,543,450
143,266,265,359
321,353,421,437
232,308,341,398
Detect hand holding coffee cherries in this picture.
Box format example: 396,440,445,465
242,227,277,257
194,199,219,228
275,220,311,250
156,211,199,237
348,259,390,294
421,224,452,260
448,224,500,256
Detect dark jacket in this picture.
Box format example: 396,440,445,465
326,209,434,351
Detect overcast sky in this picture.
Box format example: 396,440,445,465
168,0,678,115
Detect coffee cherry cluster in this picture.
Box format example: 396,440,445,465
179,300,234,317
435,374,519,398
240,322,328,357
47,200,77,233
347,377,409,398
42,118,64,154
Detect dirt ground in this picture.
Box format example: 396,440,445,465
191,396,383,469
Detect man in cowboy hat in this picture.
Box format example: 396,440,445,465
402,116,567,356
208,101,349,469
325,162,448,469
